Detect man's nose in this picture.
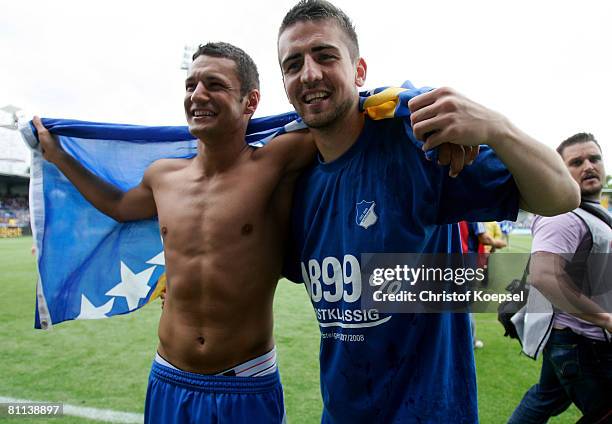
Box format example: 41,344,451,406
300,56,323,84
191,82,210,101
583,158,596,171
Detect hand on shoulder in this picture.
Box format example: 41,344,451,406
436,143,480,177
408,87,509,151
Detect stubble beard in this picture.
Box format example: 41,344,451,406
299,96,355,130
581,183,602,199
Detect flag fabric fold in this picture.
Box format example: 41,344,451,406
20,81,431,329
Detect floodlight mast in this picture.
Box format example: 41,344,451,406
180,44,197,71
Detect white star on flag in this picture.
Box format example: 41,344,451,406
146,251,165,266
76,295,114,319
106,261,155,310
146,237,165,266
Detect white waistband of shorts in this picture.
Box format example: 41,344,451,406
154,352,179,370
154,347,277,377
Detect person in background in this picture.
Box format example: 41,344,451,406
509,133,612,424
481,221,507,253
500,220,513,247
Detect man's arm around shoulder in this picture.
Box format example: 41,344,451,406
408,87,580,216
255,130,317,175
486,122,579,216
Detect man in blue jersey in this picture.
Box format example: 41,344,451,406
277,1,580,422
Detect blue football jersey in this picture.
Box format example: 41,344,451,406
285,117,519,423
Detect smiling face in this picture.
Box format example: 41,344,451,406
278,19,366,130
561,141,606,200
184,55,256,139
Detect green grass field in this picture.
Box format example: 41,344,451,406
0,235,580,423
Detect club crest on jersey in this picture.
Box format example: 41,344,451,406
355,200,378,229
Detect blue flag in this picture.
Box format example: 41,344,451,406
20,82,431,329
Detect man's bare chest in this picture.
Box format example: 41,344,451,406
152,167,283,251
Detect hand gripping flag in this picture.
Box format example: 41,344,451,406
20,81,431,329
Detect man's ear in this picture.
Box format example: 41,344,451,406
244,89,260,115
355,57,367,87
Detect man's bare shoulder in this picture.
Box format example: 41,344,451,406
143,157,193,183
148,157,192,173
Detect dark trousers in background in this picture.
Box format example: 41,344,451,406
508,328,612,424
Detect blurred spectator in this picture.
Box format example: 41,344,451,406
499,220,513,246
481,221,507,254
0,194,29,227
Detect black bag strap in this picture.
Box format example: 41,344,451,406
517,256,531,290
580,200,612,229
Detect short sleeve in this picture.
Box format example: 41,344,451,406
434,146,519,224
531,213,588,256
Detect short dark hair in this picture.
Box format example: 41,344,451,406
192,42,259,97
557,132,601,157
279,0,359,61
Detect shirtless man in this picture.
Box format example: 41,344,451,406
33,42,315,424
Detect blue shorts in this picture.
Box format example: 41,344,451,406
145,360,286,424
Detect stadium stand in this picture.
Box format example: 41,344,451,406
0,105,31,237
